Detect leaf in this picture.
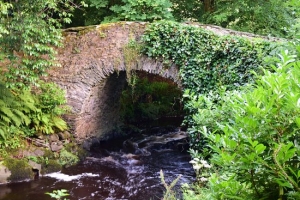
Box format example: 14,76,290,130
275,178,293,189
0,127,7,140
255,144,266,154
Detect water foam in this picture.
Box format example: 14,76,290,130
44,172,99,181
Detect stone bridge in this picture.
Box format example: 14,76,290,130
47,22,274,147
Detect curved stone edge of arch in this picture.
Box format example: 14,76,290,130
46,21,277,147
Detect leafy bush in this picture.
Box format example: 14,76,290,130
30,81,69,135
107,0,174,22
0,80,69,151
186,51,300,199
201,0,296,37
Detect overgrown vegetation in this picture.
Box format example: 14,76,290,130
142,20,299,199
182,50,300,200
70,0,299,38
142,21,277,95
119,72,182,124
0,80,69,154
142,21,281,149
1,0,299,198
0,0,78,159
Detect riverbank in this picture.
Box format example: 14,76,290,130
0,131,87,184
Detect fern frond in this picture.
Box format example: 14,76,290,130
52,116,68,131
17,90,37,113
0,124,7,140
12,109,31,126
0,106,22,126
0,115,11,124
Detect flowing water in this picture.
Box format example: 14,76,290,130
0,121,195,200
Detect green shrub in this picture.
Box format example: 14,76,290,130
107,0,173,22
0,80,69,150
187,51,300,199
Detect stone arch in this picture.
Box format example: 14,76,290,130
47,21,274,146
46,22,181,145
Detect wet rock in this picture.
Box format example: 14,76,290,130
4,158,34,182
21,148,45,160
42,160,61,174
123,140,138,153
50,142,64,152
82,140,92,151
28,160,41,176
0,164,11,184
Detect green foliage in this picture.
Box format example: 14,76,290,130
35,81,69,115
142,21,276,95
122,39,142,85
200,0,296,37
108,0,174,22
0,1,73,151
170,0,204,22
120,75,182,123
0,83,31,140
0,82,38,148
68,0,115,26
168,0,299,38
46,189,69,200
75,0,174,25
0,1,12,38
0,80,69,151
30,81,69,135
186,51,300,199
0,0,79,88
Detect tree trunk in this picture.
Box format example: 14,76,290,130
203,0,214,12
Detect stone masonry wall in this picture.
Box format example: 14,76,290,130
47,22,180,146
47,21,275,146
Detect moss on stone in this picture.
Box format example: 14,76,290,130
64,142,88,161
41,159,62,174
4,158,34,182
76,146,89,161
58,149,79,168
43,148,56,160
64,142,77,152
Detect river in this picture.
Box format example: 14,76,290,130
0,121,195,200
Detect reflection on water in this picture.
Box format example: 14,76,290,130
0,125,195,200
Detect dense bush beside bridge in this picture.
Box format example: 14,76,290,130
142,21,299,199
142,20,281,148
